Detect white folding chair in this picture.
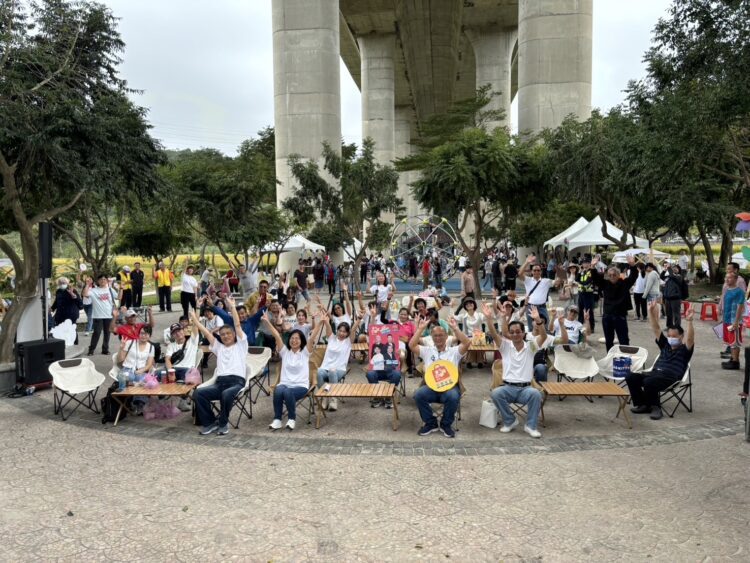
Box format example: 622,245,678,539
597,345,648,387
553,345,600,402
49,358,106,420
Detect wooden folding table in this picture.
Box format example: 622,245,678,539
111,383,196,426
540,381,633,428
314,382,399,430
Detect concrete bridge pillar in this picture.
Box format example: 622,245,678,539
517,0,592,134
395,105,421,219
465,27,517,131
272,0,341,274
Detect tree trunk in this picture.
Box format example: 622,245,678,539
717,223,734,282
698,227,717,283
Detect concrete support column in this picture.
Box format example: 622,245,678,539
273,0,341,274
517,0,592,134
465,27,517,131
394,106,413,218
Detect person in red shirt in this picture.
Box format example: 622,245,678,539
111,307,155,341
421,257,431,289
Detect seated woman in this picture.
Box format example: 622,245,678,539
116,325,155,415
453,296,487,369
396,307,416,376
264,309,325,430
316,310,355,411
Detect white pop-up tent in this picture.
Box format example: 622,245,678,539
612,248,670,263
543,217,590,248
564,216,648,249
261,234,325,254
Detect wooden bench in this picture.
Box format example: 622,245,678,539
540,381,632,428
314,382,399,430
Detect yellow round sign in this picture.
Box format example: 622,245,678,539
424,360,459,392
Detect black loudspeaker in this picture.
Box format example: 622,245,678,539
39,222,53,279
15,338,65,388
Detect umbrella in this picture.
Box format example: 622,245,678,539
736,220,750,231
735,212,750,221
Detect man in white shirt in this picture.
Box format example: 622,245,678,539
678,250,689,273
409,317,471,438
486,304,566,438
518,255,561,332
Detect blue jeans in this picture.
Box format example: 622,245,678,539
83,303,93,332
273,384,308,420
366,368,401,386
526,304,548,333
534,364,548,383
317,368,346,388
491,385,542,430
193,375,245,427
413,385,460,428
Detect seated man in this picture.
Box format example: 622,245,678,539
163,315,189,346
111,306,154,341
626,302,694,420
210,296,264,348
408,317,471,438
190,296,247,436
485,304,564,438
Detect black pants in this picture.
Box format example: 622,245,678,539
665,298,682,328
744,349,750,395
327,279,335,295
626,370,680,407
121,289,133,309
180,291,197,318
505,278,516,291
578,292,596,331
633,293,647,319
602,313,629,351
89,318,112,354
360,270,367,284
158,286,172,312
132,285,143,308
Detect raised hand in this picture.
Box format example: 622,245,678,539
447,317,459,330
417,318,430,332
529,305,541,322
591,256,600,267
648,301,660,318
481,302,493,318
260,311,270,325
556,307,565,319
225,295,236,308
685,307,694,322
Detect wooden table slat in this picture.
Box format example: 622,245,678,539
541,381,629,397
112,383,196,397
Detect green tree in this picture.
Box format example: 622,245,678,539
0,0,163,361
509,200,597,251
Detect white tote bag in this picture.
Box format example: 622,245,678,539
479,399,498,429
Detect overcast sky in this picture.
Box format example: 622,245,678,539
103,0,673,155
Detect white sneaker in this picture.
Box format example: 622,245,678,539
328,398,338,411
269,419,282,430
500,418,519,433
524,425,542,439
286,419,296,430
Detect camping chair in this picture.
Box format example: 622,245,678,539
597,345,648,387
197,347,272,429
553,345,600,402
49,358,106,421
271,351,319,425
657,362,693,417
490,359,545,427
246,346,273,402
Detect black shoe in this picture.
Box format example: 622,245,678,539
630,405,652,414
722,360,740,370
720,351,732,359
87,350,94,356
101,350,109,355
649,406,663,420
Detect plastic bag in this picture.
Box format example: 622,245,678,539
143,373,159,389
184,367,202,385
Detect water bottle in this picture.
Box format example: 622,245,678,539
117,370,127,391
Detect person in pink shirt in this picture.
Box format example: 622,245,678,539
396,307,416,376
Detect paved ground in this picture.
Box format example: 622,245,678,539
2,291,750,561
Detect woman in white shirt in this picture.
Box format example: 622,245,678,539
316,310,355,411
180,265,199,318
369,271,395,306
117,326,155,378
265,309,325,430
632,263,647,320
453,297,487,368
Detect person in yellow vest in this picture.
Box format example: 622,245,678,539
154,261,175,312
117,266,133,309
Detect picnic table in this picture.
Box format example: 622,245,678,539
540,381,632,428
111,383,196,426
314,382,399,430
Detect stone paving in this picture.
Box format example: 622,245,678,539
2,295,750,560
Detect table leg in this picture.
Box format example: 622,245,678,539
314,396,324,429
113,401,124,427
391,392,399,431
621,397,632,429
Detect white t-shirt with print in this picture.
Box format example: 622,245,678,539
369,284,392,304
500,335,554,383
418,345,464,370
210,331,248,379
279,346,310,388
454,311,486,337
320,337,352,372
166,333,199,369
552,319,584,343
89,286,115,319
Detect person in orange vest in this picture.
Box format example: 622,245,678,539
154,261,175,312
117,265,133,308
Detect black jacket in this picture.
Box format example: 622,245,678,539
591,266,638,316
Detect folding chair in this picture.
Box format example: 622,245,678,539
272,354,318,425
49,358,106,421
489,359,545,426
246,346,273,402
658,363,692,417
553,345,600,402
597,345,648,387
197,347,272,429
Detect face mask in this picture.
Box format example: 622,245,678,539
667,336,681,347
59,284,68,290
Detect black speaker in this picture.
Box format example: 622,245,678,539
15,338,65,387
39,222,53,279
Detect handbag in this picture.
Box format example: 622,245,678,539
116,341,134,368
169,339,188,365
479,399,499,429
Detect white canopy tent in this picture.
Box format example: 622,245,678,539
543,217,590,248
563,216,648,249
731,252,749,269
612,248,670,263
261,234,325,254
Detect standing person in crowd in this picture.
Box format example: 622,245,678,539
627,302,694,420
130,262,145,308
461,263,476,300
369,271,395,308
562,264,579,308
359,259,368,286
432,257,443,287
678,250,689,273
199,267,213,296
590,255,638,350
154,261,174,313
546,253,557,280
316,310,355,411
720,271,745,370
421,256,431,289
642,262,662,306
483,255,494,289
518,255,560,331
191,297,246,436
409,317,471,438
312,258,325,295
662,264,687,328
632,263,647,321
458,254,467,273
180,265,199,318
84,274,116,356
80,276,94,336
236,263,257,298
492,256,503,292
719,262,747,359
324,259,336,297
111,306,154,341
408,254,418,283
117,266,133,309
503,258,518,291
265,308,325,431
294,261,311,303
50,277,83,343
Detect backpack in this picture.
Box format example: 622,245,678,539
101,382,129,424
